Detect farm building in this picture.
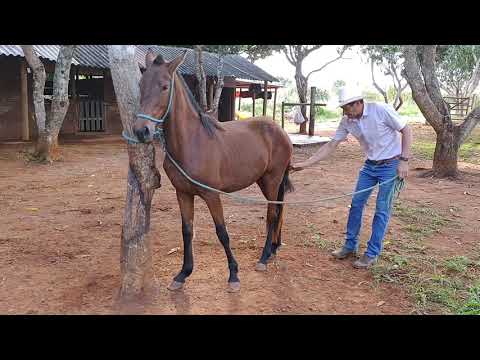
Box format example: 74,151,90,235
0,45,281,141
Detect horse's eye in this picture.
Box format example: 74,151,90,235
162,85,169,91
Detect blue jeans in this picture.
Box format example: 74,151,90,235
344,159,399,258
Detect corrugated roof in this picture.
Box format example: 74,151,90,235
0,45,279,83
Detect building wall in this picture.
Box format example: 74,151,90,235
103,71,123,135
0,57,26,140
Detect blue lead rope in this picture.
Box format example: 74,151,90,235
120,126,405,206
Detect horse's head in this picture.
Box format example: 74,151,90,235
133,49,187,143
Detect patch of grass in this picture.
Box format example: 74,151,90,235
370,200,480,314
456,283,480,315
443,256,473,273
303,223,338,251
311,233,330,250
459,141,480,163
411,127,480,164
393,201,451,241
412,141,436,160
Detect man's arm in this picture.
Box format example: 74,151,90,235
291,140,341,171
398,124,413,178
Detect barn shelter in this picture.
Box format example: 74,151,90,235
0,45,281,141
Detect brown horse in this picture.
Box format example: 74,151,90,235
133,50,294,292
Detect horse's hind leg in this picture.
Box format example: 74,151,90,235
256,174,283,271
168,191,195,291
203,193,240,293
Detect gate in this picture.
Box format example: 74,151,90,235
79,99,105,132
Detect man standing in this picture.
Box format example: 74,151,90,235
292,87,412,268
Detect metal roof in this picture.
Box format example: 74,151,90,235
0,45,279,83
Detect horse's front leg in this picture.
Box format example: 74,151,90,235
167,191,195,291
203,193,240,293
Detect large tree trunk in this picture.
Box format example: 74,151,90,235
108,45,161,300
432,128,460,177
194,45,208,112
295,67,308,134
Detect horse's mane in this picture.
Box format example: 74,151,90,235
175,72,225,137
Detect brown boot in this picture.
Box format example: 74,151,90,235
331,247,358,260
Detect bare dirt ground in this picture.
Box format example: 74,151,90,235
1,124,479,314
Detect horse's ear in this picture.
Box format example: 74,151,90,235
167,50,187,74
145,48,156,68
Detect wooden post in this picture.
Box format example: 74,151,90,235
238,89,241,110
309,87,316,136
70,67,77,97
252,92,256,117
230,88,236,122
208,80,214,109
20,60,29,141
281,102,285,129
263,80,268,116
273,87,278,121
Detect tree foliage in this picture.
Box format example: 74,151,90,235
361,45,407,109
435,45,480,97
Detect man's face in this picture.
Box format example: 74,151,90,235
341,100,364,119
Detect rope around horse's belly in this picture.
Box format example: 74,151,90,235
122,131,405,206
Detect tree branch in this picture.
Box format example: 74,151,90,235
457,106,480,144
390,64,403,109
418,45,451,120
21,45,47,135
371,60,388,103
284,46,297,66
303,45,322,57
305,46,347,81
211,54,225,113
50,45,75,139
465,56,480,96
402,45,444,133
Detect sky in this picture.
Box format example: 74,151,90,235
254,45,392,107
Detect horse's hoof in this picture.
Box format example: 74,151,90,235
227,282,241,293
167,280,184,291
255,262,267,272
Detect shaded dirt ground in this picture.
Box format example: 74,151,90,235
1,124,479,314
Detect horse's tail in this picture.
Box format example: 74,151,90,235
282,165,295,194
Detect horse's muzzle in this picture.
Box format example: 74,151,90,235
134,126,152,143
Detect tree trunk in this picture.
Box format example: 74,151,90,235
194,45,208,112
21,45,75,162
46,45,75,161
211,55,225,113
21,46,47,155
108,45,161,300
432,128,460,177
295,67,308,134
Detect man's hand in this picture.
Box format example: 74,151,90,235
398,160,409,179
